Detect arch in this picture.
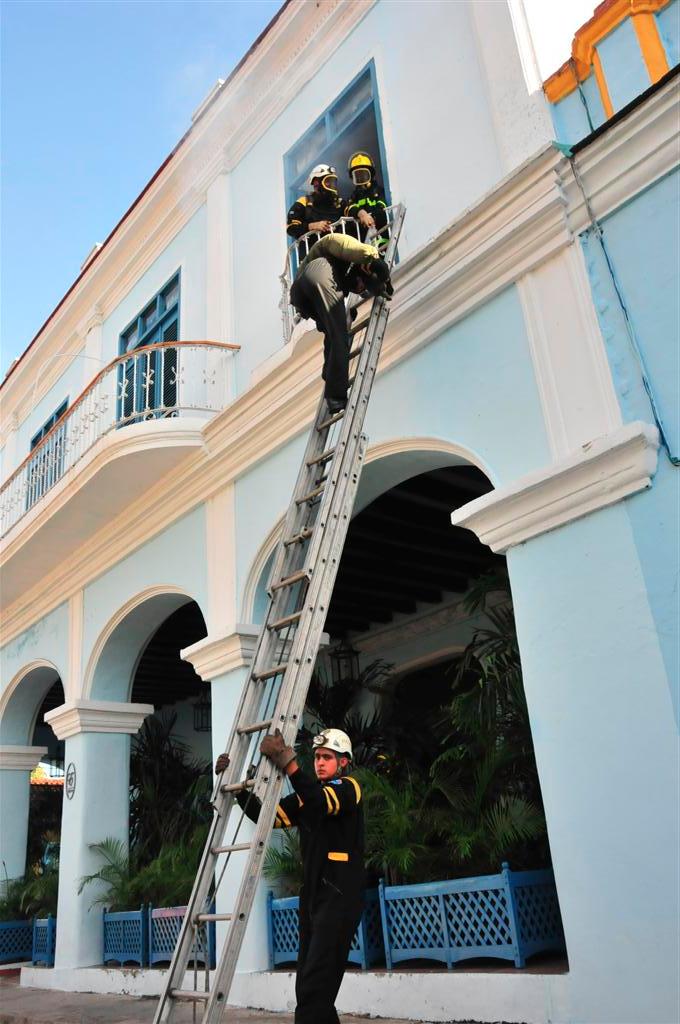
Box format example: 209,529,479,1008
84,585,204,702
0,660,62,745
240,435,494,624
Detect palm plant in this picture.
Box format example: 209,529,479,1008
358,768,432,885
77,838,135,911
129,712,212,865
263,831,304,896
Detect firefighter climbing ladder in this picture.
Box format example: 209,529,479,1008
153,203,405,1024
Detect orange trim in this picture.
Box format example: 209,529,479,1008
543,0,672,102
632,11,670,81
593,49,615,119
327,852,349,862
1,341,240,494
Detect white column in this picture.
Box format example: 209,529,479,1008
0,746,48,881
43,700,152,969
206,171,236,402
183,626,268,973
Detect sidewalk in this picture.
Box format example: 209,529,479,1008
0,976,484,1024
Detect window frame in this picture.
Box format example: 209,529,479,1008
117,271,181,421
283,60,391,211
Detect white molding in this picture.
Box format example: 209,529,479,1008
0,745,48,771
181,624,260,681
451,421,660,553
560,75,680,234
183,624,330,681
43,700,154,740
82,585,191,699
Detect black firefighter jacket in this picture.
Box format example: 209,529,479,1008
238,766,365,911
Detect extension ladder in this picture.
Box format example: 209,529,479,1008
153,203,405,1023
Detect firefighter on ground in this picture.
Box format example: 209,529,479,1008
289,231,393,412
286,164,348,254
344,151,388,243
216,728,364,1024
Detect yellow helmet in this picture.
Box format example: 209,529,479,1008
348,151,375,187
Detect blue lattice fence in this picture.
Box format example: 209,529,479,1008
32,916,56,966
148,905,216,968
379,864,565,969
267,889,383,970
0,920,32,963
103,907,148,966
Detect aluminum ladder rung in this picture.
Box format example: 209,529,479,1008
296,483,325,505
268,611,302,631
253,661,289,681
211,842,252,855
271,568,310,591
350,317,370,335
221,779,255,794
317,409,344,431
284,527,313,547
196,913,232,923
307,446,336,467
171,990,209,1003
237,717,273,736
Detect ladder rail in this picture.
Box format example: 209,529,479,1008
154,204,404,1024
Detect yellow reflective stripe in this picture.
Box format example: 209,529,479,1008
274,816,283,829
277,804,292,828
328,851,349,862
345,776,362,804
325,786,341,816
322,788,334,815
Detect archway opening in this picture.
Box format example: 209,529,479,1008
291,458,566,967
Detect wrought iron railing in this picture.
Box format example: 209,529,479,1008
278,204,402,345
1,341,239,538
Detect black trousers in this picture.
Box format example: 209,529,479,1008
295,891,363,1024
290,259,350,404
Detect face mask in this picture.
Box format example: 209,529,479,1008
351,167,372,187
320,174,339,194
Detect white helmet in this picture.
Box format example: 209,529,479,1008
308,163,338,194
313,728,353,760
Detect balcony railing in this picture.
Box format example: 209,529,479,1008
278,205,402,344
1,341,238,538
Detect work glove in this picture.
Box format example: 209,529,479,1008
215,752,230,774
260,729,297,770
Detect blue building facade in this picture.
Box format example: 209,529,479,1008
0,1,678,1021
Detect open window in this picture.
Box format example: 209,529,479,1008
118,272,180,424
284,62,390,213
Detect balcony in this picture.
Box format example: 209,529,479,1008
1,341,238,608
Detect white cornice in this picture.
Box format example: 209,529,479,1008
0,0,376,429
2,89,675,643
450,421,659,553
182,625,261,680
0,745,48,771
560,75,680,234
43,700,154,740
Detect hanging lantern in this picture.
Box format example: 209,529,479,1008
330,640,360,685
193,689,212,732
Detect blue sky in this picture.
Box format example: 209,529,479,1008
0,0,594,380
0,0,283,377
